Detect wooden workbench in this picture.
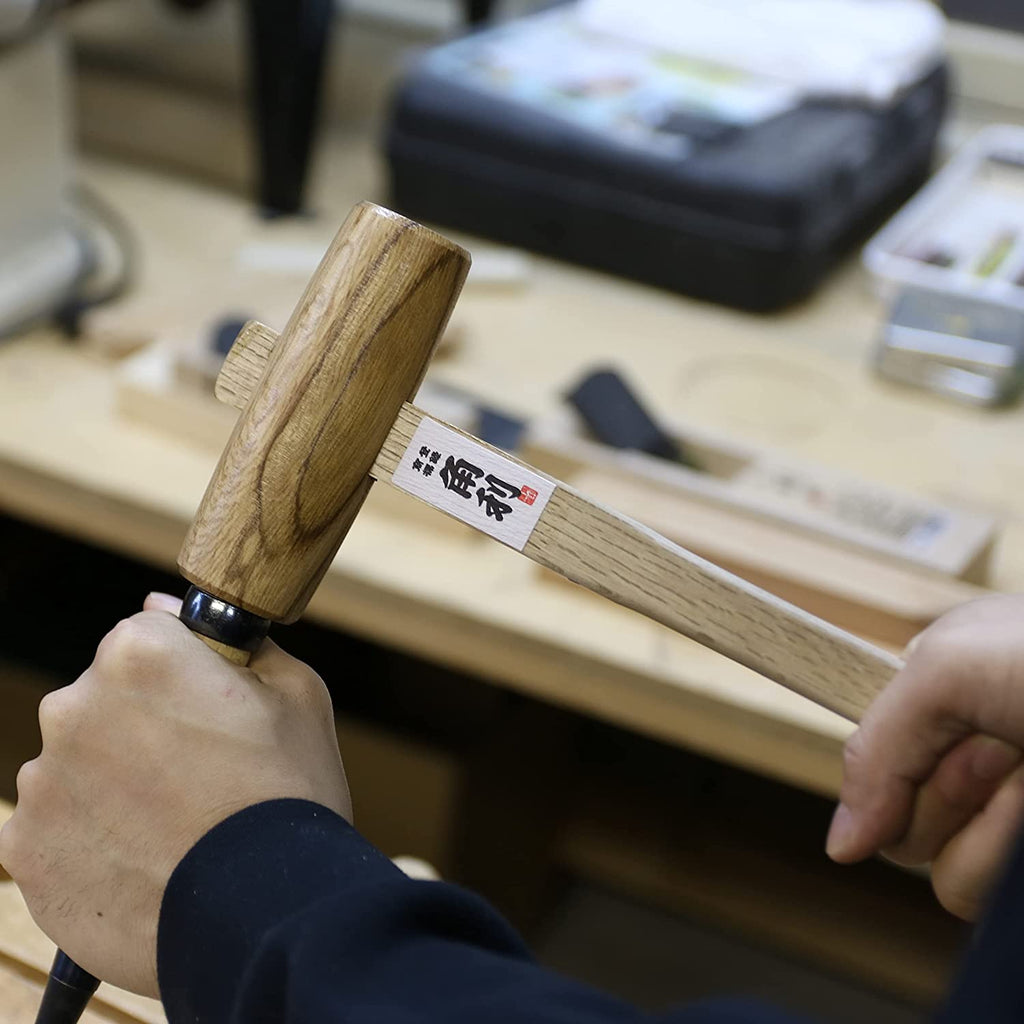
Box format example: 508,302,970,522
2,144,1023,799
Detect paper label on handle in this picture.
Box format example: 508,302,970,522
391,418,553,550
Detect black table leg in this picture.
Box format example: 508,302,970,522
244,0,333,216
464,0,496,25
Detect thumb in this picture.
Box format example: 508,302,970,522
828,596,1024,863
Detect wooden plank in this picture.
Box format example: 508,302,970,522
0,957,119,1024
527,409,997,583
567,469,987,647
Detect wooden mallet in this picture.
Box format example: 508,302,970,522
38,202,902,1023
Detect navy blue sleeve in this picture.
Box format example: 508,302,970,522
937,820,1024,1024
157,799,808,1024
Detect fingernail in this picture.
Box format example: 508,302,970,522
826,803,856,861
145,592,180,612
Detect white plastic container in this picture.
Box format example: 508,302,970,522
864,124,1024,312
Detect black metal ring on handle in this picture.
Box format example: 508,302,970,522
34,587,272,1024
179,585,272,651
34,951,99,1024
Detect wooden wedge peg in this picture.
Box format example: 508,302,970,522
213,320,277,410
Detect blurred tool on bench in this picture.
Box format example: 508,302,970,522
0,0,143,338
386,0,948,310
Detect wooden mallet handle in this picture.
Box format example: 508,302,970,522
374,407,903,724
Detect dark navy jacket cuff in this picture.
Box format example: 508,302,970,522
157,799,399,1022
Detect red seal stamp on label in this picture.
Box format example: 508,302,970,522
519,486,538,506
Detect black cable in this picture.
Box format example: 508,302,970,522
0,0,50,44
56,182,139,338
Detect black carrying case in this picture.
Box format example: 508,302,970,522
385,14,947,312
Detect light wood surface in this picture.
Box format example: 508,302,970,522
179,203,469,622
0,331,853,793
372,405,902,723
4,152,1024,797
528,408,997,583
0,961,112,1024
214,320,276,408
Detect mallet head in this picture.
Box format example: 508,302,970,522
178,202,471,622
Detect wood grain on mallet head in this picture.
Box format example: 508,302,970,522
178,202,471,622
